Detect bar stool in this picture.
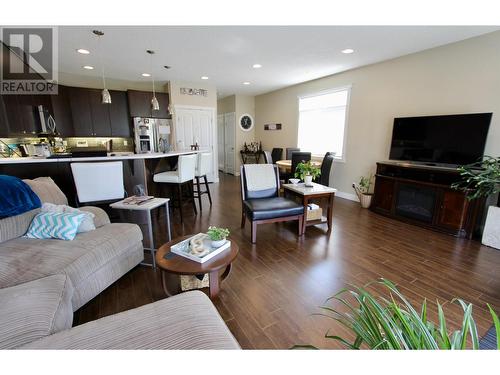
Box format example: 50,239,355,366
193,152,213,211
154,154,197,223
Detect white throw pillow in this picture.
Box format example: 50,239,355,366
41,203,96,233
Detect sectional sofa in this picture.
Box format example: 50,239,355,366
0,177,239,349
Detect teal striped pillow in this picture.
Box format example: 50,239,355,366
25,212,86,241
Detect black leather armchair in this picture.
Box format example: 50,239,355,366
240,165,304,243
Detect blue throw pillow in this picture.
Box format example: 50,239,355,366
25,212,86,241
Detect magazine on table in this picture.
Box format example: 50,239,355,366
121,195,155,205
170,233,231,263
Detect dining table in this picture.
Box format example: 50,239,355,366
275,159,322,172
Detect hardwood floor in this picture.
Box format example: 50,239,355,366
74,172,500,349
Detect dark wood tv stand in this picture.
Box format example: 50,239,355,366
371,161,484,239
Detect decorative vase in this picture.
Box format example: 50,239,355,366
211,238,226,248
304,175,313,187
482,206,500,250
359,193,373,209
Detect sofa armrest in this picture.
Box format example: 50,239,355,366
79,206,111,227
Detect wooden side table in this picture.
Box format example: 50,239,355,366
155,236,239,299
110,197,171,268
283,182,337,234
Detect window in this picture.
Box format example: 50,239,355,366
297,87,350,160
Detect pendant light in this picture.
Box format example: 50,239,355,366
147,50,160,111
93,30,111,104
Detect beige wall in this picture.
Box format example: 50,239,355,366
255,31,500,199
217,95,235,115
168,81,217,108
235,95,256,172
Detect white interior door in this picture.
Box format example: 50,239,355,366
175,107,216,181
224,112,235,175
217,114,225,171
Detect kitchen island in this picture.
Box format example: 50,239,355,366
0,149,207,205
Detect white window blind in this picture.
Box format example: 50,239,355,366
297,88,350,160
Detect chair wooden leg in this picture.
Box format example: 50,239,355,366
203,175,212,206
195,176,202,212
298,215,304,236
251,221,257,244
177,184,184,223
241,210,246,228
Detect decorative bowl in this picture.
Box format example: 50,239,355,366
289,178,300,185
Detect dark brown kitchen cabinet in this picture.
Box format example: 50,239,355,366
2,95,25,135
88,89,112,136
0,97,8,137
68,87,94,137
109,90,131,137
127,90,170,118
50,85,74,137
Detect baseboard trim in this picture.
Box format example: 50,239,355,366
335,190,359,202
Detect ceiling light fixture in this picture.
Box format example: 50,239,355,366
93,30,111,104
77,48,90,54
252,64,262,69
201,76,209,80
243,81,251,85
341,48,354,54
147,50,160,111
83,65,94,70
141,73,151,77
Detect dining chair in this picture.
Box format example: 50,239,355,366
71,162,125,205
154,154,197,223
193,152,213,211
285,147,300,160
290,152,311,181
271,148,283,163
240,164,304,243
263,150,273,164
318,152,335,186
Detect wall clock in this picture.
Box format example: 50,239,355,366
239,114,254,132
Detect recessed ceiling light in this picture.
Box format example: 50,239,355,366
341,48,354,54
243,81,251,85
83,65,94,70
252,64,262,69
77,48,90,55
141,73,151,77
201,76,209,80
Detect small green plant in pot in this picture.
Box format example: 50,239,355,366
207,226,230,248
295,161,321,186
352,175,373,208
452,156,500,249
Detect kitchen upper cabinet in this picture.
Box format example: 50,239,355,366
0,97,8,137
50,85,74,137
109,90,131,137
68,87,94,137
127,90,170,118
2,95,24,135
88,89,111,136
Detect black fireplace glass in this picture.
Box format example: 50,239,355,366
395,184,436,223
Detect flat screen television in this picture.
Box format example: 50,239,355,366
389,113,492,166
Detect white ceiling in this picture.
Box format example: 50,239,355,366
57,26,500,97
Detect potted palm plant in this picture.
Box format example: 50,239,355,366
452,156,500,249
295,161,321,187
294,278,500,350
352,175,373,208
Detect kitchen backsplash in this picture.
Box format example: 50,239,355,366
0,137,134,156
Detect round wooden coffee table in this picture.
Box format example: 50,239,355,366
155,235,239,299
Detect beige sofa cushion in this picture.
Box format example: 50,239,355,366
0,274,73,349
21,291,240,350
0,209,39,244
23,177,68,205
78,206,110,228
0,223,143,292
